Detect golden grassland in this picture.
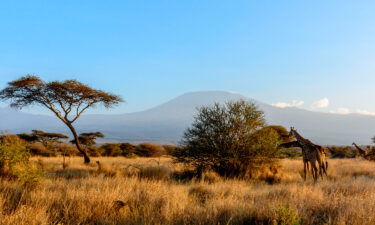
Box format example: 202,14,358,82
1,157,375,225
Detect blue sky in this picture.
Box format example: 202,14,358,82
1,1,375,115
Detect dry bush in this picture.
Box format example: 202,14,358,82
251,162,285,184
136,143,166,157
171,169,197,182
95,161,122,178
139,166,171,180
0,134,25,146
27,142,55,156
119,143,137,157
86,146,102,157
101,143,122,156
328,146,355,158
163,144,178,155
59,143,78,155
188,185,215,204
201,170,222,183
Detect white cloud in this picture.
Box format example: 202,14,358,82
311,98,329,109
272,100,304,108
356,109,375,116
329,108,350,115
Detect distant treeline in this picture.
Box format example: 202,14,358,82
0,134,178,158
1,131,373,160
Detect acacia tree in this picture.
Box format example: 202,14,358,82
0,75,123,163
71,132,104,147
31,130,69,145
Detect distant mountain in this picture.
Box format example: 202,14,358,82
1,91,375,145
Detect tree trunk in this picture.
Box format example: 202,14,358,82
66,122,91,163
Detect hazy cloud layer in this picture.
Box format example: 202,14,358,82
329,108,350,115
311,98,329,108
356,109,375,116
272,100,304,108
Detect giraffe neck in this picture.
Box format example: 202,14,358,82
292,130,310,148
353,143,362,150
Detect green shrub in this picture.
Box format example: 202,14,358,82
174,100,282,178
0,135,30,178
13,163,43,187
276,206,301,225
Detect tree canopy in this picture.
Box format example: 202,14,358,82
0,75,123,163
18,130,68,145
174,100,282,178
71,132,104,146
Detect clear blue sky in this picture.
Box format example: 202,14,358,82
1,1,375,115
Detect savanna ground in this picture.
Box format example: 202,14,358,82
1,157,375,225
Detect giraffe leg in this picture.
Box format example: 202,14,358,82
303,162,308,181
317,160,324,180
324,165,328,177
311,161,318,182
319,163,325,180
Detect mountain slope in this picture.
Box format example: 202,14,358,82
1,91,375,145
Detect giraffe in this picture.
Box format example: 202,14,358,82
278,141,301,149
278,141,310,173
278,140,328,178
316,145,329,178
352,142,367,157
288,127,327,181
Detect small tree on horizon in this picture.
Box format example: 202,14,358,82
31,130,69,145
71,132,104,156
71,132,104,147
0,75,123,163
18,130,69,156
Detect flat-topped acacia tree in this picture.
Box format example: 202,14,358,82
0,75,123,163
71,132,104,147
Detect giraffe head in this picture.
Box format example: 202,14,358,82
289,127,296,137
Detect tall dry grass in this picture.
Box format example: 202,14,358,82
1,157,375,224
